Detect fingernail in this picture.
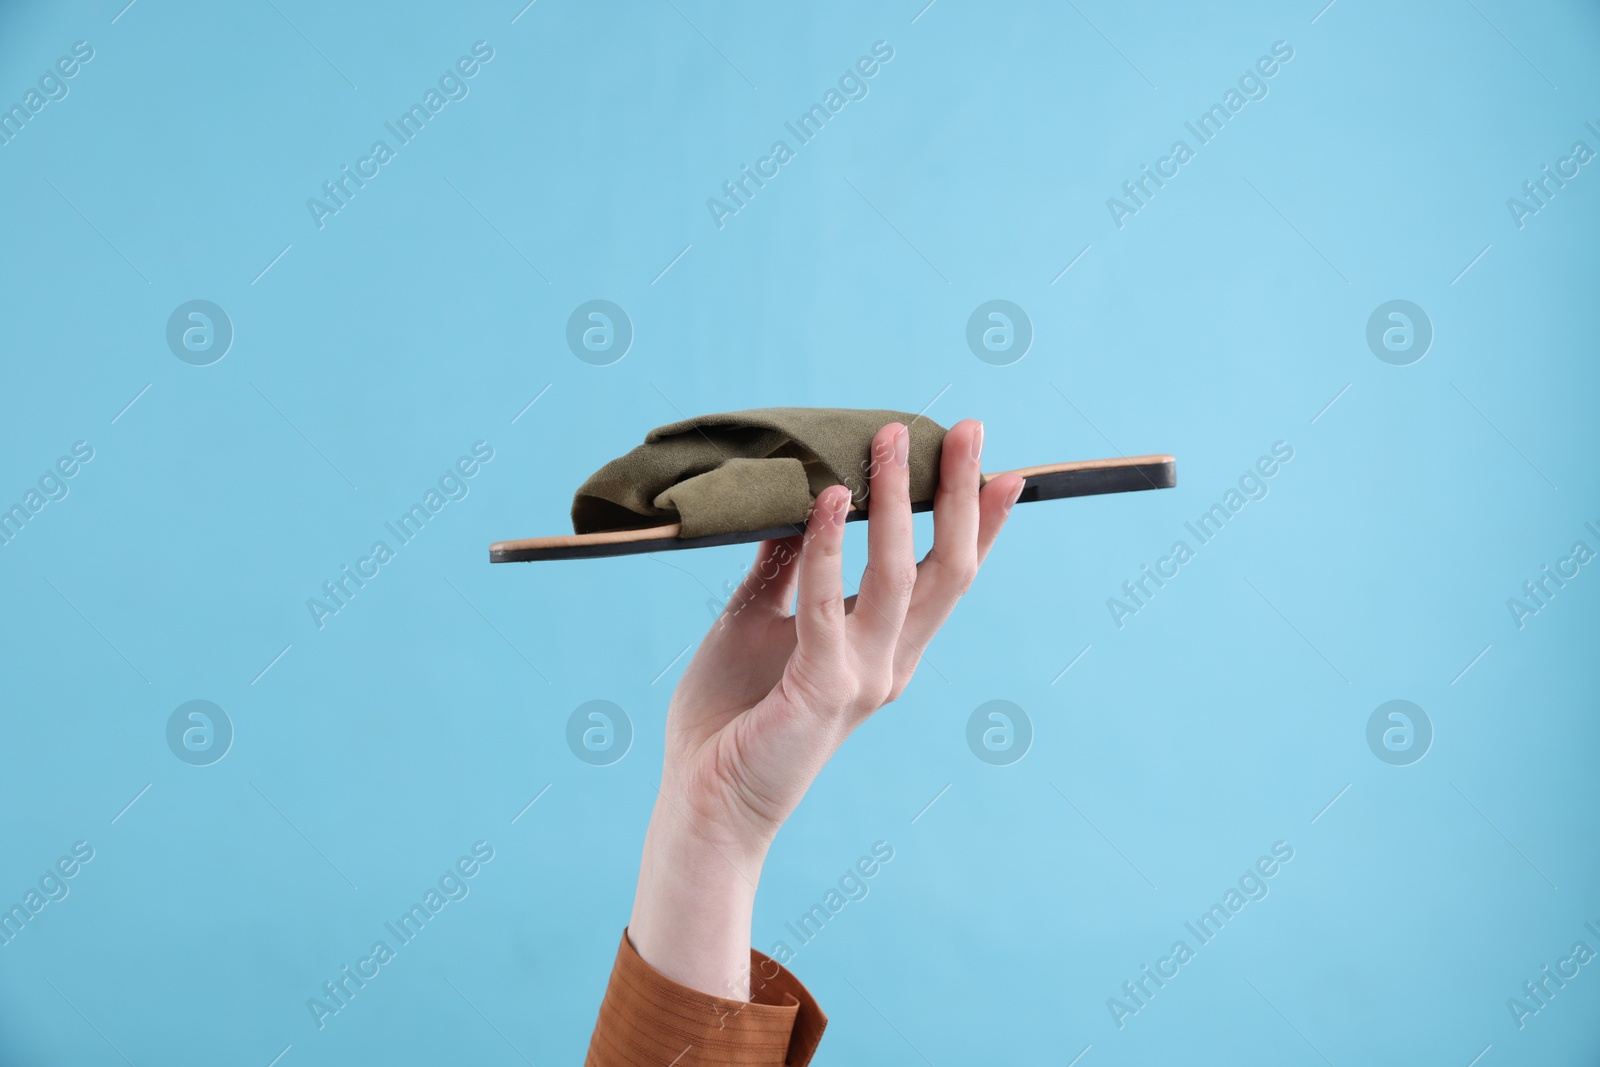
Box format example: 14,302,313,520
970,421,985,462
830,485,851,520
893,424,909,468
1004,479,1024,513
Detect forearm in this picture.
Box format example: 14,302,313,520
590,419,1007,1065
627,794,768,1001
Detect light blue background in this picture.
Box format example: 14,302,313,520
2,1,1597,1063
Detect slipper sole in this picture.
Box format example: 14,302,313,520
489,454,1175,563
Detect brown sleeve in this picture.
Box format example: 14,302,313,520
584,928,827,1066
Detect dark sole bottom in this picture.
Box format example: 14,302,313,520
489,459,1175,563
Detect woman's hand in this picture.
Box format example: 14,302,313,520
627,419,1024,998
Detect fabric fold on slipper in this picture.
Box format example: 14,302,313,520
571,407,947,538
652,457,812,539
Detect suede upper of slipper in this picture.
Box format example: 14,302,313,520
571,408,948,538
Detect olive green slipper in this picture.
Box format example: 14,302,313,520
489,407,1175,563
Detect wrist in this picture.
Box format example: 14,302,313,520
659,732,789,858
627,798,770,1001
